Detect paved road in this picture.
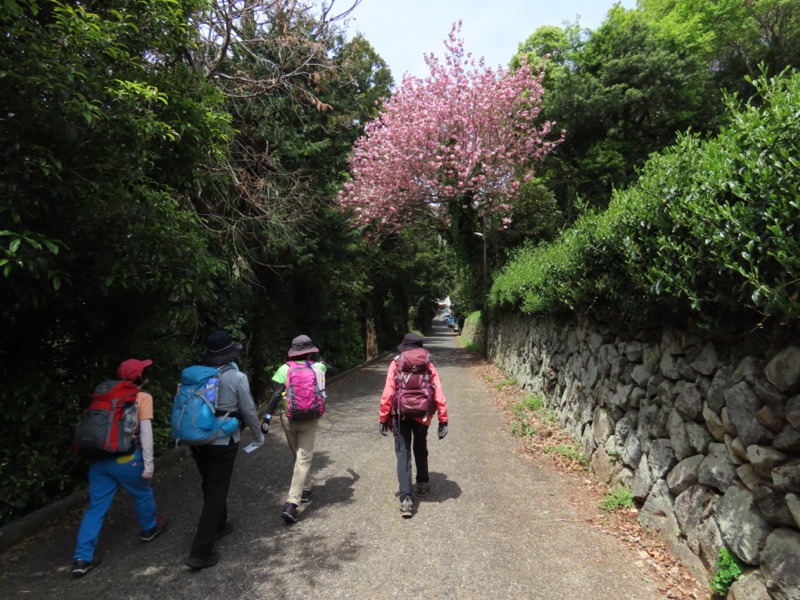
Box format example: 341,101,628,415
0,323,665,599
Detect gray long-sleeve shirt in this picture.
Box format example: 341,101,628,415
210,363,264,446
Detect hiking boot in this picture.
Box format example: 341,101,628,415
301,488,314,503
282,502,298,523
215,521,234,540
185,551,219,571
140,514,169,541
416,481,431,497
71,557,101,578
400,497,413,518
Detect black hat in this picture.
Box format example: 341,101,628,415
288,335,319,358
397,333,424,353
203,331,243,366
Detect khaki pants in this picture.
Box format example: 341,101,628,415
280,414,319,505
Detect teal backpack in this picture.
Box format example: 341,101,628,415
171,365,239,445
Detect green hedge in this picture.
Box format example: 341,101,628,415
491,70,800,328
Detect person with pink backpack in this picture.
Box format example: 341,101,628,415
379,332,449,518
262,335,326,523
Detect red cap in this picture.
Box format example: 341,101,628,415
117,358,153,381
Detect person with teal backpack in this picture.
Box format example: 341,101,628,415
262,334,326,523
183,331,264,570
172,365,240,445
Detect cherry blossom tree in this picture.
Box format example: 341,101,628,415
338,22,562,233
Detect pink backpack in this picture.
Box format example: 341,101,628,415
393,348,435,417
285,361,326,422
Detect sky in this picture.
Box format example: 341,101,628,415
343,0,638,82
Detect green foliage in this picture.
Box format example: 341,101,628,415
510,395,544,419
543,444,588,465
503,388,589,464
463,341,480,353
509,395,549,438
510,396,541,437
491,70,800,330
521,395,544,411
599,487,634,512
645,0,800,100
459,310,482,351
0,0,404,524
200,22,397,383
0,0,230,525
492,182,563,261
510,420,538,438
496,377,518,391
515,6,722,217
513,1,800,225
710,547,744,596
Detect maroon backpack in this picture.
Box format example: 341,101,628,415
393,348,435,417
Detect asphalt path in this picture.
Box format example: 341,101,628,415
0,322,665,599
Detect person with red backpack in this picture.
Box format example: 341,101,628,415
263,334,326,523
379,333,449,518
71,358,168,578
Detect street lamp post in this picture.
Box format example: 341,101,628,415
474,219,488,357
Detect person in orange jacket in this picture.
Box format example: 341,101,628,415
379,333,448,518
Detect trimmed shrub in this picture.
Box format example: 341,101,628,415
491,70,800,329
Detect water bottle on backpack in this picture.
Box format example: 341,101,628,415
204,377,219,405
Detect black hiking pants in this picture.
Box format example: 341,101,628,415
394,418,429,500
189,439,238,559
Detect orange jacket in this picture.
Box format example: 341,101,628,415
379,356,448,426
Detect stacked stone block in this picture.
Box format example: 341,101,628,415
489,314,800,599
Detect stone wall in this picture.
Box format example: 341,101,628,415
488,312,800,599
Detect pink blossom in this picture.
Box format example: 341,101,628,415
338,22,562,231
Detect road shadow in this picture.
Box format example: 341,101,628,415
296,466,359,520
419,471,461,503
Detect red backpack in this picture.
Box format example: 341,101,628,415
285,361,326,422
393,348,435,417
74,380,140,458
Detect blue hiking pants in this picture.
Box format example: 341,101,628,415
73,448,157,562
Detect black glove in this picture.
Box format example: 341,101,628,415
438,422,448,440
379,422,389,436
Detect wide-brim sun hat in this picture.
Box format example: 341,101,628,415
204,331,243,366
397,333,424,353
117,358,153,381
288,334,319,357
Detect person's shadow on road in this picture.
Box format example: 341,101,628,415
419,471,461,503
297,465,359,519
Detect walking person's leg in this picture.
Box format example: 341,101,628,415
188,442,238,567
394,419,414,516
288,418,318,505
410,421,431,495
73,459,119,565
116,449,157,534
281,418,318,522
